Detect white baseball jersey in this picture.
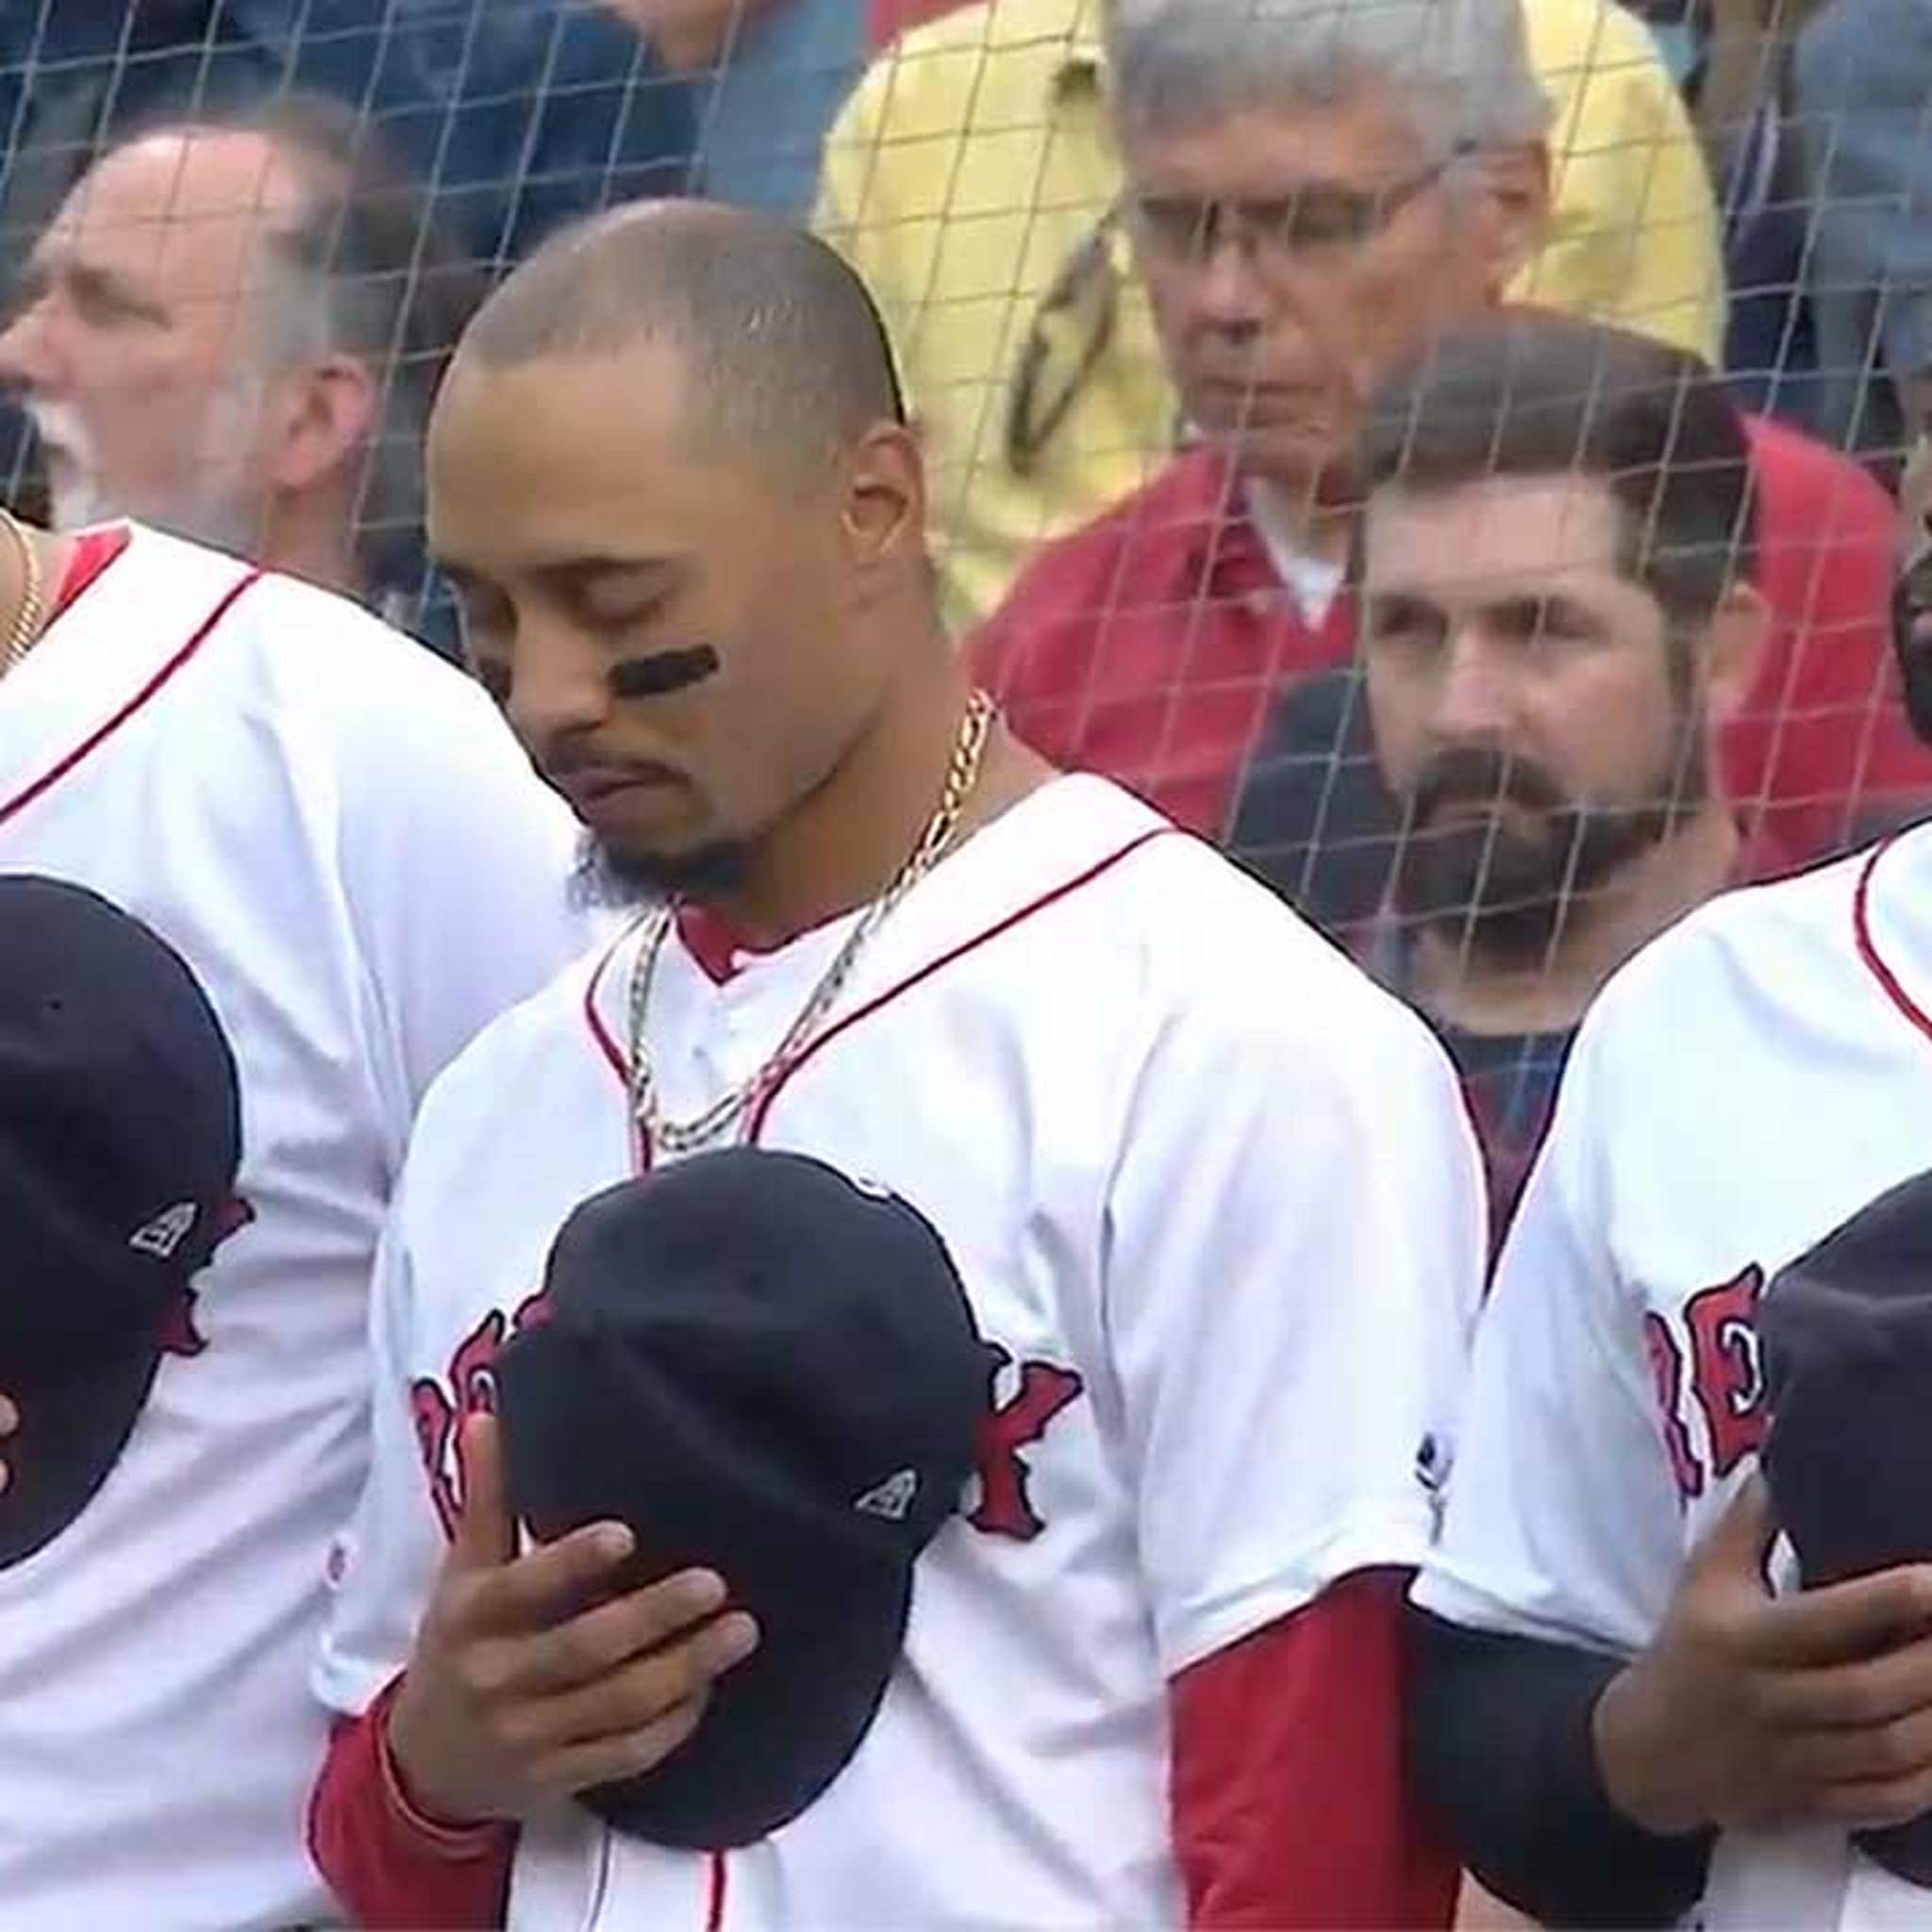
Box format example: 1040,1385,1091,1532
1416,822,1932,1927
0,525,592,1929
318,771,1486,1930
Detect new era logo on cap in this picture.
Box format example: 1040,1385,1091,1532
128,1202,198,1260
853,1469,919,1523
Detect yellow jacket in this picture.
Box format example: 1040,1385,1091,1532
819,0,1725,631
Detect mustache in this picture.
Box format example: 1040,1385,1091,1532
1408,743,1571,824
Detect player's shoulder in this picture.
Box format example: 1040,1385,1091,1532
1048,776,1455,1072
401,928,618,1181
138,530,546,795
1583,838,1880,1058
221,554,491,715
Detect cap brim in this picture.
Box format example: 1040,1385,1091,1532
0,1344,160,1567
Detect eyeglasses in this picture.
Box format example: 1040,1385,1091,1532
1127,151,1468,272
1003,151,1471,476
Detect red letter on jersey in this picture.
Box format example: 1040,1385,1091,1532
1642,1313,1705,1503
1686,1265,1768,1480
970,1345,1084,1541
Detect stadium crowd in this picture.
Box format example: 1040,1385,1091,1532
4,1,1932,1927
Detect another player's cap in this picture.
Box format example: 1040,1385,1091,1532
0,874,244,1566
494,1148,987,1849
1760,1166,1932,1885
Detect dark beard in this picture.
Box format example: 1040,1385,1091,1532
569,833,753,909
1391,737,1705,968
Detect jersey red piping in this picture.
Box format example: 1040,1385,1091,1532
581,922,657,1172
0,568,262,831
743,828,1174,1140
705,1849,728,1932
1852,832,1932,1045
579,829,1178,1152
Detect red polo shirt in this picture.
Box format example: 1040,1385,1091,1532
871,0,967,42
971,423,1932,867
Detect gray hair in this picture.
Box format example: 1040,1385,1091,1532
129,95,488,601
1105,0,1553,157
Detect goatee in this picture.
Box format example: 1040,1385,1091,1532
570,833,753,910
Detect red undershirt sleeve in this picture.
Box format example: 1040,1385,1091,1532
308,1674,516,1931
1169,1569,1457,1929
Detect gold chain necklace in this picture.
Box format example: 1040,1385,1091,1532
0,511,45,683
626,690,998,1156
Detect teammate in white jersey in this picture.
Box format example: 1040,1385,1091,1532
309,201,1486,1929
0,511,588,1927
1408,441,1932,1927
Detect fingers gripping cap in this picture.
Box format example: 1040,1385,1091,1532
495,1148,989,1847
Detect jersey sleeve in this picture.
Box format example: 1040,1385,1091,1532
1412,1014,1688,1657
1105,950,1487,1675
314,1195,450,1723
325,626,593,1161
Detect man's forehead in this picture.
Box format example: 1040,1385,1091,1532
41,132,305,282
1121,86,1430,189
1366,474,1628,587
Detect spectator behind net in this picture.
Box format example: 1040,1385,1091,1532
1234,315,1772,1229
0,96,488,640
971,0,1924,869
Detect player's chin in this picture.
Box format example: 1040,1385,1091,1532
573,827,751,908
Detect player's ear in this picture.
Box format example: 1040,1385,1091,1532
1701,581,1770,723
841,420,926,584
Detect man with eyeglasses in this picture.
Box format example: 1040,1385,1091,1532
968,0,1927,874
821,0,1724,635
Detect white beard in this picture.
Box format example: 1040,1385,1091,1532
27,380,267,559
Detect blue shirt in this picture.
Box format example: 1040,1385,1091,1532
0,0,697,265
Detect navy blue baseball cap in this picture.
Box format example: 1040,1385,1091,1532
1761,1168,1932,1885
494,1149,989,1849
0,874,243,1566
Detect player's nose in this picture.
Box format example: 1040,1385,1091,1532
502,623,616,759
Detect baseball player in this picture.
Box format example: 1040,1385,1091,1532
0,500,589,1927
1407,438,1932,1925
309,202,1486,1929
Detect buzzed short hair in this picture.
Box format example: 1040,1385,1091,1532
455,200,907,471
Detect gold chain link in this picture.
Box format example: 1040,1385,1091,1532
626,690,999,1156
0,511,45,684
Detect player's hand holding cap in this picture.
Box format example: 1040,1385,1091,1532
0,874,242,1565
494,1148,989,1849
1760,1168,1932,1884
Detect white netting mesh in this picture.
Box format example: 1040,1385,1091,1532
3,2,1926,1166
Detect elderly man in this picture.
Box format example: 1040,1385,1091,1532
972,0,1928,873
0,98,485,635
823,0,1724,631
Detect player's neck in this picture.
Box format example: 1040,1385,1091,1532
703,639,1053,952
1412,800,1740,1039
